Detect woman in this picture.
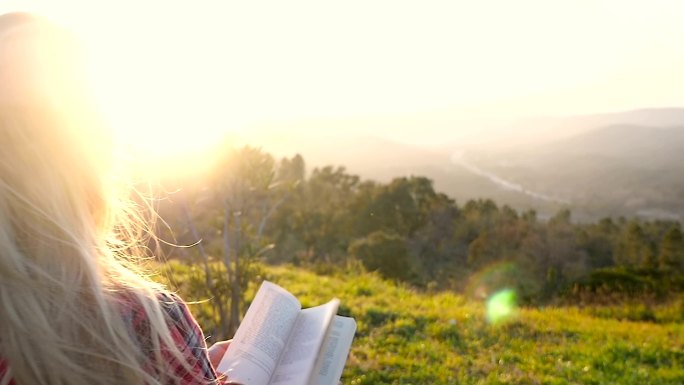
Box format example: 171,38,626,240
0,12,237,385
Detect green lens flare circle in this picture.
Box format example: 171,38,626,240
486,289,517,324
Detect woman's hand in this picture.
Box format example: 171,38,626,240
207,340,232,369
208,340,243,385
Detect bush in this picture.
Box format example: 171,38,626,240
348,231,413,280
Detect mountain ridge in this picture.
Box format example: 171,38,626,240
247,107,684,222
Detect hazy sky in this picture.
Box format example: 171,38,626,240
2,0,684,152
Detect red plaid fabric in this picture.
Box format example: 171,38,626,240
0,292,224,385
0,359,13,385
145,292,222,384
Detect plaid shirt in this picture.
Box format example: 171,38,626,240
0,292,224,385
148,292,222,384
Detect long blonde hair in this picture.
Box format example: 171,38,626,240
0,13,203,385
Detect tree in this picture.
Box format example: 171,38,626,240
292,166,360,262
268,154,307,262
348,231,413,280
577,218,617,269
617,221,654,268
177,189,231,336
408,192,462,281
545,209,587,290
353,176,438,238
276,153,306,184
659,226,684,271
212,146,281,335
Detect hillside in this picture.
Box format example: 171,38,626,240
469,107,684,150
161,262,684,385
474,124,684,221
248,108,684,222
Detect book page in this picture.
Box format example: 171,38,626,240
269,299,340,385
217,281,302,385
307,316,357,385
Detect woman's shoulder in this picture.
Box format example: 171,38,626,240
116,289,219,383
156,291,207,346
115,289,197,336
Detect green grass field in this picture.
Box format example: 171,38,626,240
163,263,684,384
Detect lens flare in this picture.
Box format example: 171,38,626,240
486,289,517,324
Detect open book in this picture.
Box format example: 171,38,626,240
216,281,356,385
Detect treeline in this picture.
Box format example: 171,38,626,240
156,146,684,306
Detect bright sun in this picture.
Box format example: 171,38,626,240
81,15,237,161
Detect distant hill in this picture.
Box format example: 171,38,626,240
464,107,684,150
474,123,684,221
252,108,684,222
540,124,684,167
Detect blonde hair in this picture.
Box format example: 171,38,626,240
0,13,206,385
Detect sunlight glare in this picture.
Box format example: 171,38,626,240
82,14,237,162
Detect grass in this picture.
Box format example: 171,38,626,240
163,263,684,384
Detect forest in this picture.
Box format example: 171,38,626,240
151,146,684,335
